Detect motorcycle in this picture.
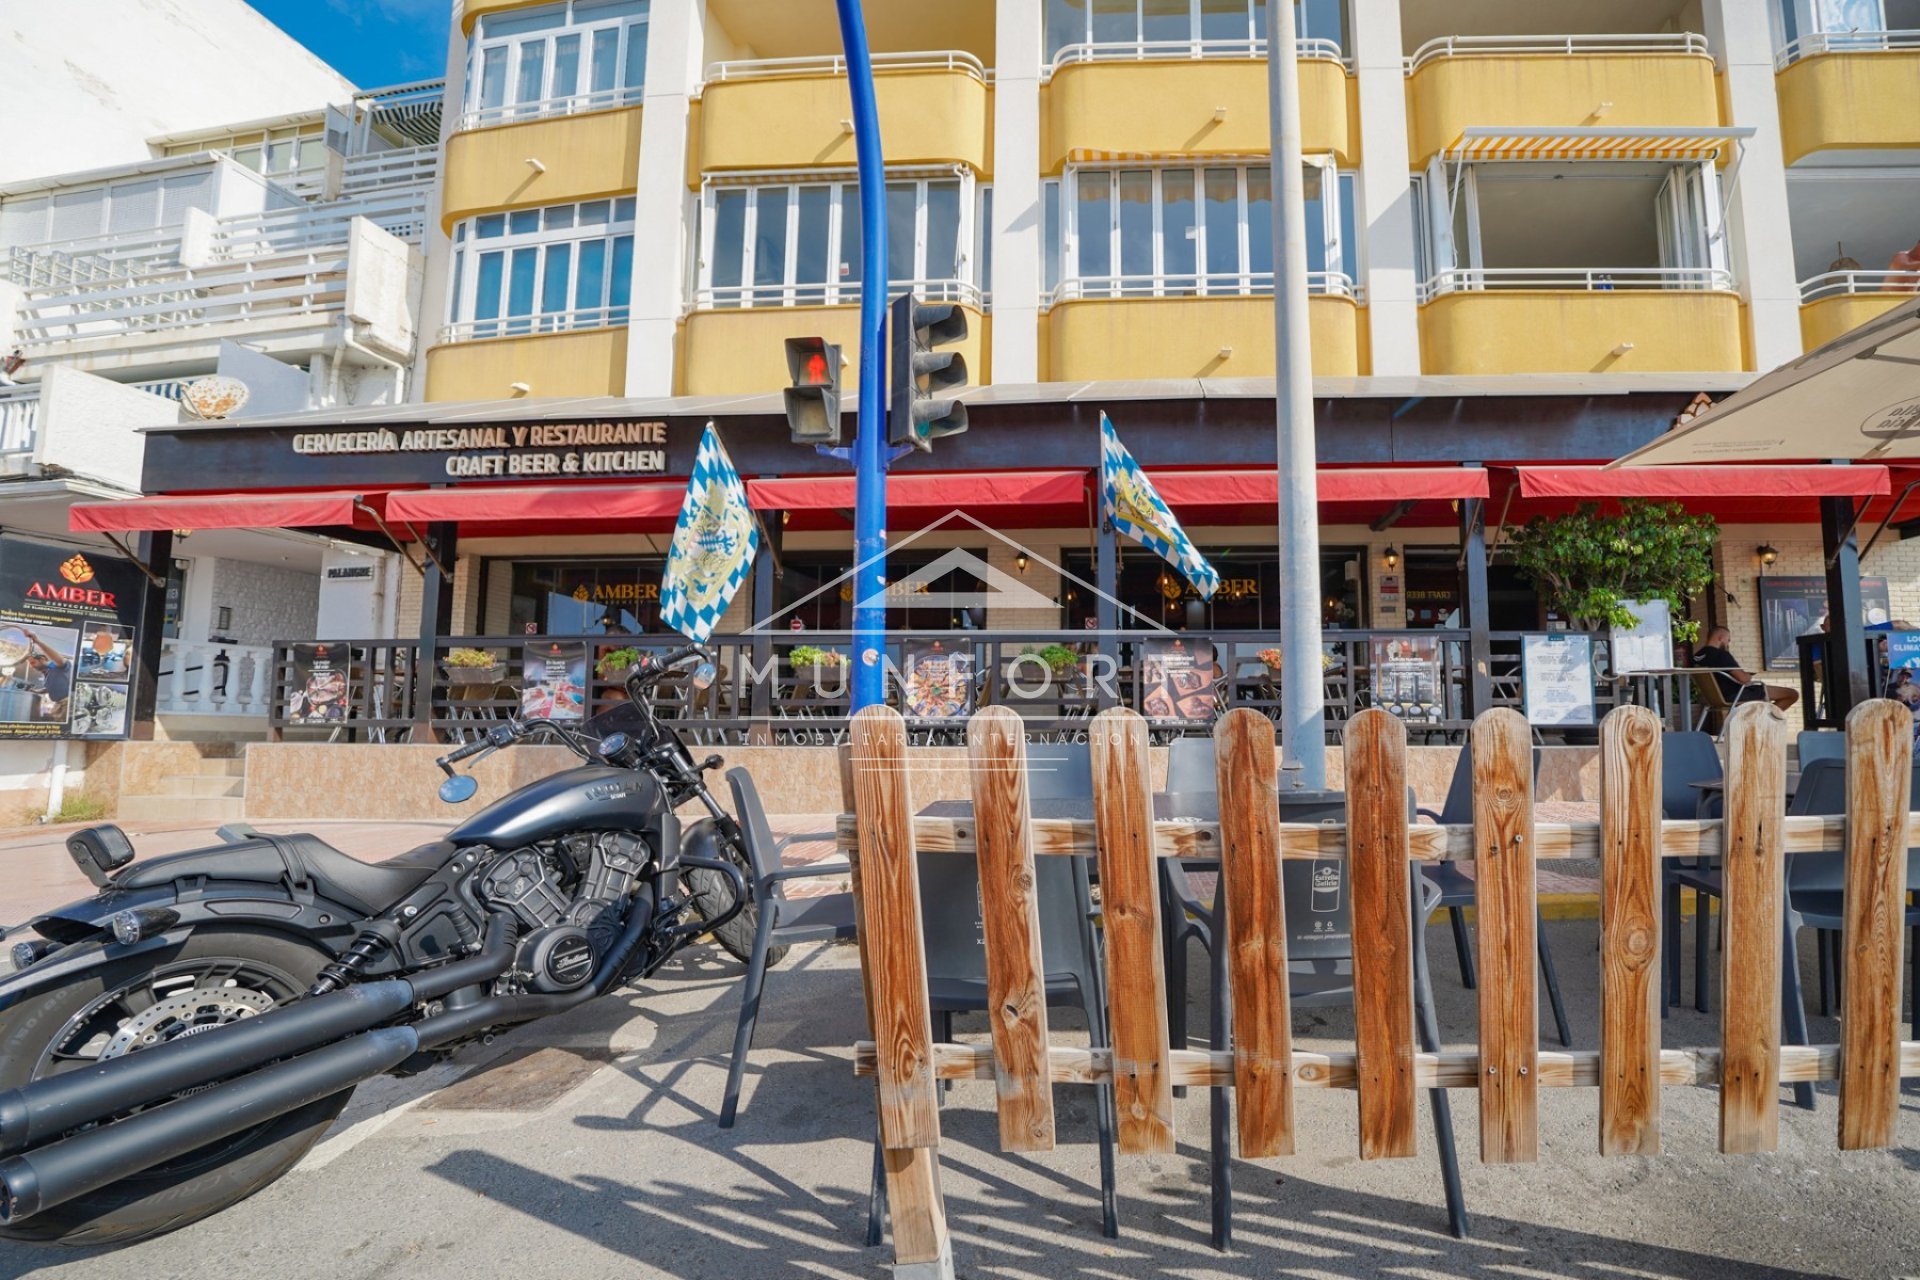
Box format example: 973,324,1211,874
0,644,764,1246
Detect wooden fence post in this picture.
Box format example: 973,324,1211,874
1839,699,1913,1150
1215,707,1294,1158
1719,700,1789,1154
1599,705,1663,1156
1089,707,1176,1155
1471,707,1539,1162
967,706,1056,1152
1345,708,1417,1160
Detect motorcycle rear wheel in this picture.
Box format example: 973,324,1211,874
0,927,352,1246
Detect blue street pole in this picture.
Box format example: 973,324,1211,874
834,0,888,712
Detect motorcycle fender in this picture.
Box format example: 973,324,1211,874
677,816,722,878
0,928,196,1012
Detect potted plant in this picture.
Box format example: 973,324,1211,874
595,646,644,682
1507,499,1716,646
1017,643,1081,691
443,647,504,685
1257,646,1285,678
789,644,849,696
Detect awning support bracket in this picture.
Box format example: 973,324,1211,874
1860,479,1920,561
98,532,167,588
1369,500,1416,532
352,501,437,579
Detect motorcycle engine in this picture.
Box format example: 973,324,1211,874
478,833,650,994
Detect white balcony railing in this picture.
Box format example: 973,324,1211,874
1045,37,1345,80
703,50,990,86
456,85,644,133
1417,266,1735,302
19,251,349,350
687,278,985,313
0,386,40,457
1048,271,1359,306
439,305,631,345
159,639,274,718
1777,29,1920,68
1799,269,1920,303
215,189,431,255
340,144,441,195
1406,31,1710,73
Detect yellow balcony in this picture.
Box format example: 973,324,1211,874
697,53,992,177
1044,292,1366,380
679,302,990,396
1417,278,1744,375
442,107,643,230
1042,53,1354,173
1405,35,1721,166
424,327,629,401
459,0,551,33
1776,41,1920,164
1799,275,1917,350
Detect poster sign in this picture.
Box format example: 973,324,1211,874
900,640,975,721
1370,635,1444,724
1523,632,1596,727
1759,575,1890,671
286,643,352,724
1888,632,1920,671
0,535,145,740
1139,637,1218,723
521,641,587,721
1609,598,1674,676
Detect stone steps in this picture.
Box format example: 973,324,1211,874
116,794,247,823
117,743,248,823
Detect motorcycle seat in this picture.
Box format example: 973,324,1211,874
116,834,461,917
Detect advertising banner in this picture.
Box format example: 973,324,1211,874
521,641,587,721
285,643,352,725
1523,632,1596,727
1759,575,1891,671
900,640,976,722
1139,637,1218,723
1370,635,1444,724
0,535,145,740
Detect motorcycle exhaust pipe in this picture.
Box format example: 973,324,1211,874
0,1026,418,1226
0,981,415,1158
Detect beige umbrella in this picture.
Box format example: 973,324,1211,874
1611,294,1920,465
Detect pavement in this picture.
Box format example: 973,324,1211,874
0,819,1915,1279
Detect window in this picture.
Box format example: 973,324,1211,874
505,557,668,635
697,175,976,308
447,197,636,339
463,0,648,129
1059,161,1353,300
1045,0,1345,63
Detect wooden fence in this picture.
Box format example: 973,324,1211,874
843,700,1920,1277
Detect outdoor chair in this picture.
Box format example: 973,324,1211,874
1161,788,1468,1247
1658,731,1724,1012
1796,729,1845,768
1416,746,1573,1047
717,768,856,1129
1688,670,1766,737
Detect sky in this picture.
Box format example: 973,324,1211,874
246,0,451,91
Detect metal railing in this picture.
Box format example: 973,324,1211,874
1417,265,1736,301
1406,31,1710,73
689,277,983,313
214,189,431,255
439,305,631,345
3,233,184,288
703,50,989,86
456,85,644,133
18,251,349,349
1776,28,1920,68
1049,270,1359,306
1046,37,1346,80
340,145,441,195
1799,268,1920,303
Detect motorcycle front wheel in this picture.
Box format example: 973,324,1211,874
0,926,352,1246
686,853,785,969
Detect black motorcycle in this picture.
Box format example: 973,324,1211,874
0,645,762,1246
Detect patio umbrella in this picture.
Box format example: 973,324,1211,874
1610,294,1920,466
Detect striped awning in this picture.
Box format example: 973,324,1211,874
1065,148,1268,165
1448,126,1753,163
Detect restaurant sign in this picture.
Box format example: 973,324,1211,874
291,422,669,479
0,535,146,740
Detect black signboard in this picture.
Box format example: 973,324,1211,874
286,643,353,724
0,535,146,740
1758,575,1891,671
1139,637,1218,723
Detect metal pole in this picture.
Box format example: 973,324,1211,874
835,0,889,712
1268,0,1326,787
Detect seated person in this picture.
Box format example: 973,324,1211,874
1692,626,1798,711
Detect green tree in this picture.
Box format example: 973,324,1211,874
1506,499,1717,642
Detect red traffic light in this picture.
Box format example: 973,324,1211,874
800,350,831,387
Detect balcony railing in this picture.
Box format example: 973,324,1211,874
456,85,644,133
689,278,984,312
1407,31,1710,73
160,639,275,718
439,305,631,345
1049,271,1359,306
215,188,431,255
1045,37,1346,80
1777,29,1920,68
1418,265,1735,302
19,250,349,351
1799,269,1920,303
340,144,441,195
703,50,989,85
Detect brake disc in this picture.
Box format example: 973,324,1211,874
99,986,276,1061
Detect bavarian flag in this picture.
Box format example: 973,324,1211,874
1100,412,1219,599
660,423,758,642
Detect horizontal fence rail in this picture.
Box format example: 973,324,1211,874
1799,268,1920,303
440,305,632,345
457,85,645,133
1776,28,1920,67
690,278,984,313
1418,267,1736,302
848,701,1920,1271
703,50,989,85
19,252,349,348
1406,31,1710,72
1049,271,1359,305
1045,37,1347,79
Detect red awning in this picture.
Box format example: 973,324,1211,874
69,491,378,534
383,483,686,525
1512,464,1892,500
747,469,1088,512
1144,467,1492,507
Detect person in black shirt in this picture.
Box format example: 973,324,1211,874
1693,626,1798,711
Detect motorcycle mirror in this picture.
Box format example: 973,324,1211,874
691,661,717,690
438,774,479,805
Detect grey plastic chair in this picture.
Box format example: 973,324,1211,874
717,768,854,1129
1026,739,1094,801
1166,734,1216,794
1796,730,1845,768
1658,731,1723,1012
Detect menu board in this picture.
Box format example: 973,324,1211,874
286,643,352,724
1523,632,1595,727
522,641,587,721
0,535,146,740
1370,635,1443,724
1759,575,1890,671
900,640,975,721
1139,637,1217,723
1609,598,1674,676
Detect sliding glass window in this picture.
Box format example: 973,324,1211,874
463,0,648,130
1044,0,1347,64
447,197,636,340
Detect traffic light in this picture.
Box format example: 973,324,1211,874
888,293,969,452
783,336,842,445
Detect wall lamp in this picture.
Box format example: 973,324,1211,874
1016,552,1030,573
1383,543,1399,570
1757,543,1778,568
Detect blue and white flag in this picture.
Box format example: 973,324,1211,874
660,423,758,642
1100,413,1219,600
